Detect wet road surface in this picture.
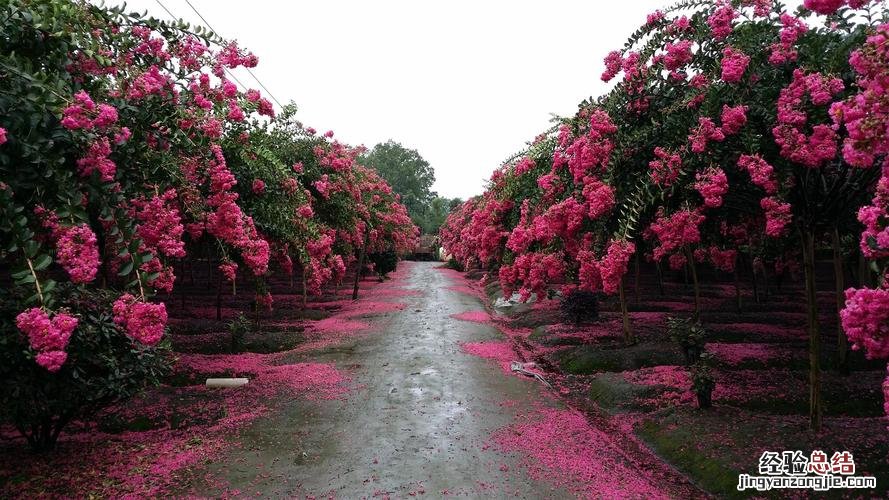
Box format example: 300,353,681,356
198,262,642,498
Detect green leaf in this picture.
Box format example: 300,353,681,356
118,260,134,276
32,253,51,271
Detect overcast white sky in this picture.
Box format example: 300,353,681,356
118,1,695,199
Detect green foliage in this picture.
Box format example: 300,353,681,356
368,250,398,278
228,313,252,354
691,352,716,408
0,285,171,451
560,289,600,325
362,140,444,233
667,316,707,364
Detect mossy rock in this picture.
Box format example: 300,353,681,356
636,413,745,498
557,342,682,374
587,372,667,413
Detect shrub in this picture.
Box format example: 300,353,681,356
228,314,252,353
667,316,707,364
560,289,600,325
691,352,716,409
0,286,171,451
368,250,398,279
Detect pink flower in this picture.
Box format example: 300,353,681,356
694,167,729,208
597,239,635,294
582,179,615,219
35,351,68,373
0,127,6,145
219,261,238,282
649,147,682,186
297,203,314,218
720,104,748,136
720,47,750,83
647,10,665,25
841,287,889,359
282,177,299,195
707,3,737,39
738,154,778,194
16,308,78,372
769,14,808,65
709,246,736,272
252,179,266,195
803,0,845,14
649,209,705,260
76,137,116,181
55,224,100,283
112,293,167,346
131,189,186,258
601,50,623,82
689,117,725,153
663,40,694,71
760,196,793,237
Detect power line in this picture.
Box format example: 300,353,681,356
153,0,251,93
182,0,285,109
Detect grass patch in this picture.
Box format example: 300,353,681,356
557,342,682,374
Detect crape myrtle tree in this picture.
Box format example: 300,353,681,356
0,0,416,450
440,0,889,431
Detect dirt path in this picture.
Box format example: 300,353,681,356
193,262,676,498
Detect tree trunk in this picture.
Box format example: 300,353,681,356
685,247,701,319
734,266,742,314
301,268,308,308
215,269,223,321
352,234,369,301
802,229,822,431
634,251,641,305
619,280,634,345
750,255,760,303
655,261,664,296
832,229,849,375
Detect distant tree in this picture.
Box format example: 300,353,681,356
362,140,436,224
421,196,462,234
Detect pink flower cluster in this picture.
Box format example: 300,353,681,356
0,127,7,145
773,69,844,168
720,104,748,136
561,110,617,183
694,167,729,208
689,117,725,154
203,145,270,276
76,137,116,182
499,252,565,301
112,293,167,346
738,154,778,194
597,239,636,294
803,0,870,14
760,196,793,237
707,3,737,39
720,47,750,83
582,179,615,220
601,50,623,82
770,14,808,65
55,224,100,284
649,209,705,260
61,91,118,131
252,179,265,195
649,147,682,186
708,246,737,272
132,189,186,259
841,287,889,359
663,40,694,71
832,23,889,168
16,308,78,372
